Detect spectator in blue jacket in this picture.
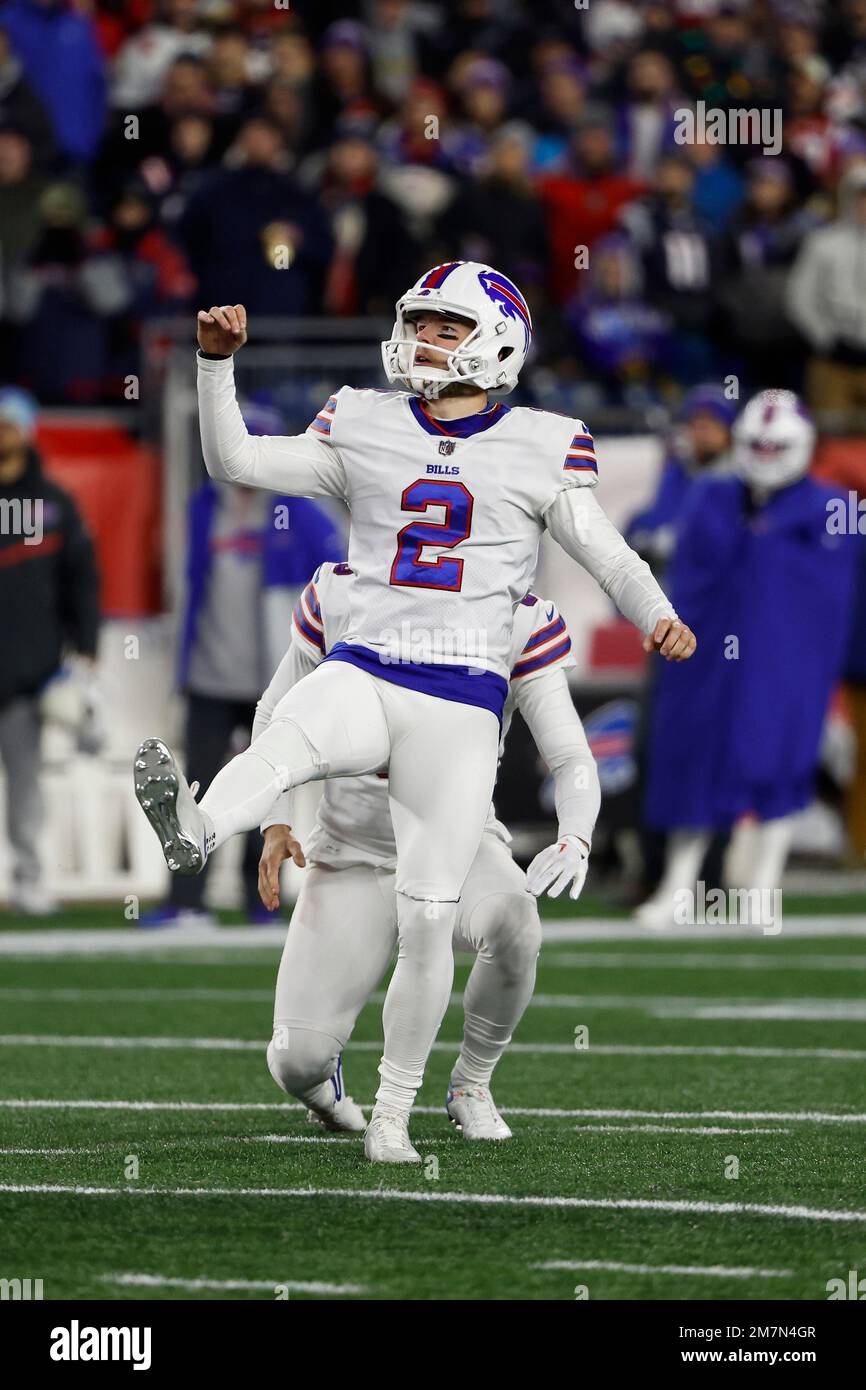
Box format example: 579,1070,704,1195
626,383,738,583
0,1,106,165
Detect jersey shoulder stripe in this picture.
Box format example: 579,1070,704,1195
512,635,572,678
293,578,325,653
523,613,566,652
564,427,598,474
292,605,324,653
511,598,574,680
504,408,598,488
302,559,355,656
309,394,338,437
306,385,407,444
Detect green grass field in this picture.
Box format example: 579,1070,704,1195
1,903,865,1301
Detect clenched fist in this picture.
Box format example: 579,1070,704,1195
642,617,697,662
197,303,247,355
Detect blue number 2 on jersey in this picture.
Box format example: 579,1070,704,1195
389,479,474,591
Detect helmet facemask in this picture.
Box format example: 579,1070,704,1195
382,301,514,399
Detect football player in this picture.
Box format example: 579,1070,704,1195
254,562,598,1149
135,261,695,1162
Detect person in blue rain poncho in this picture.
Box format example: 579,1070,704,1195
638,389,857,925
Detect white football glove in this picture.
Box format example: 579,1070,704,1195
526,834,589,901
39,660,106,756
77,676,106,756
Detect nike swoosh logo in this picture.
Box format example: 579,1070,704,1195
546,605,555,621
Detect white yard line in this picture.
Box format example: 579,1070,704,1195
656,1002,866,1021
541,919,866,942
0,1034,264,1051
1,916,865,956
5,987,865,1019
533,1260,793,1279
541,952,866,971
243,1135,354,1145
1,1098,864,1124
567,1045,866,1061
0,1146,100,1155
524,994,866,1015
572,1124,791,1136
0,927,288,956
101,1273,367,1295
1,1035,864,1063
1,1183,864,1224
0,988,272,1003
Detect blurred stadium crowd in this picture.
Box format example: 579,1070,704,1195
2,0,866,918
3,0,866,419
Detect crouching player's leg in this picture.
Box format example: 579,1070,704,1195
367,686,500,1164
266,860,397,1132
448,832,541,1139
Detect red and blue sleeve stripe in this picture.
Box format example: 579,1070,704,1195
292,581,325,653
309,395,338,437
564,431,597,473
511,636,572,679
522,614,566,653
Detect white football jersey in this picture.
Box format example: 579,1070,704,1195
290,562,576,870
305,386,595,709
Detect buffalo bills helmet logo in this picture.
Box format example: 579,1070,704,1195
439,440,456,456
477,270,531,350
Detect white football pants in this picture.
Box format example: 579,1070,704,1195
199,660,501,1114
266,832,541,1113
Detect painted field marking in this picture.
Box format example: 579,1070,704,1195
1,1099,864,1124
533,1259,793,1279
101,1273,367,1295
541,952,866,972
573,1124,791,1136
0,1146,100,1155
4,988,865,1020
1,1035,864,1063
1,916,865,957
1,1183,864,1225
243,1135,354,1145
655,1002,866,1022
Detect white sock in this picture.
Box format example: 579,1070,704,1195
452,902,539,1087
652,829,712,908
745,815,795,892
452,963,537,1089
375,893,456,1117
199,719,321,850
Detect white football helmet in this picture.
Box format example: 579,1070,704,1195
381,260,532,399
733,389,816,493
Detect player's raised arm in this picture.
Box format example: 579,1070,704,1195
543,487,696,661
196,304,348,500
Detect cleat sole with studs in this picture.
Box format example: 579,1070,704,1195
133,738,203,875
